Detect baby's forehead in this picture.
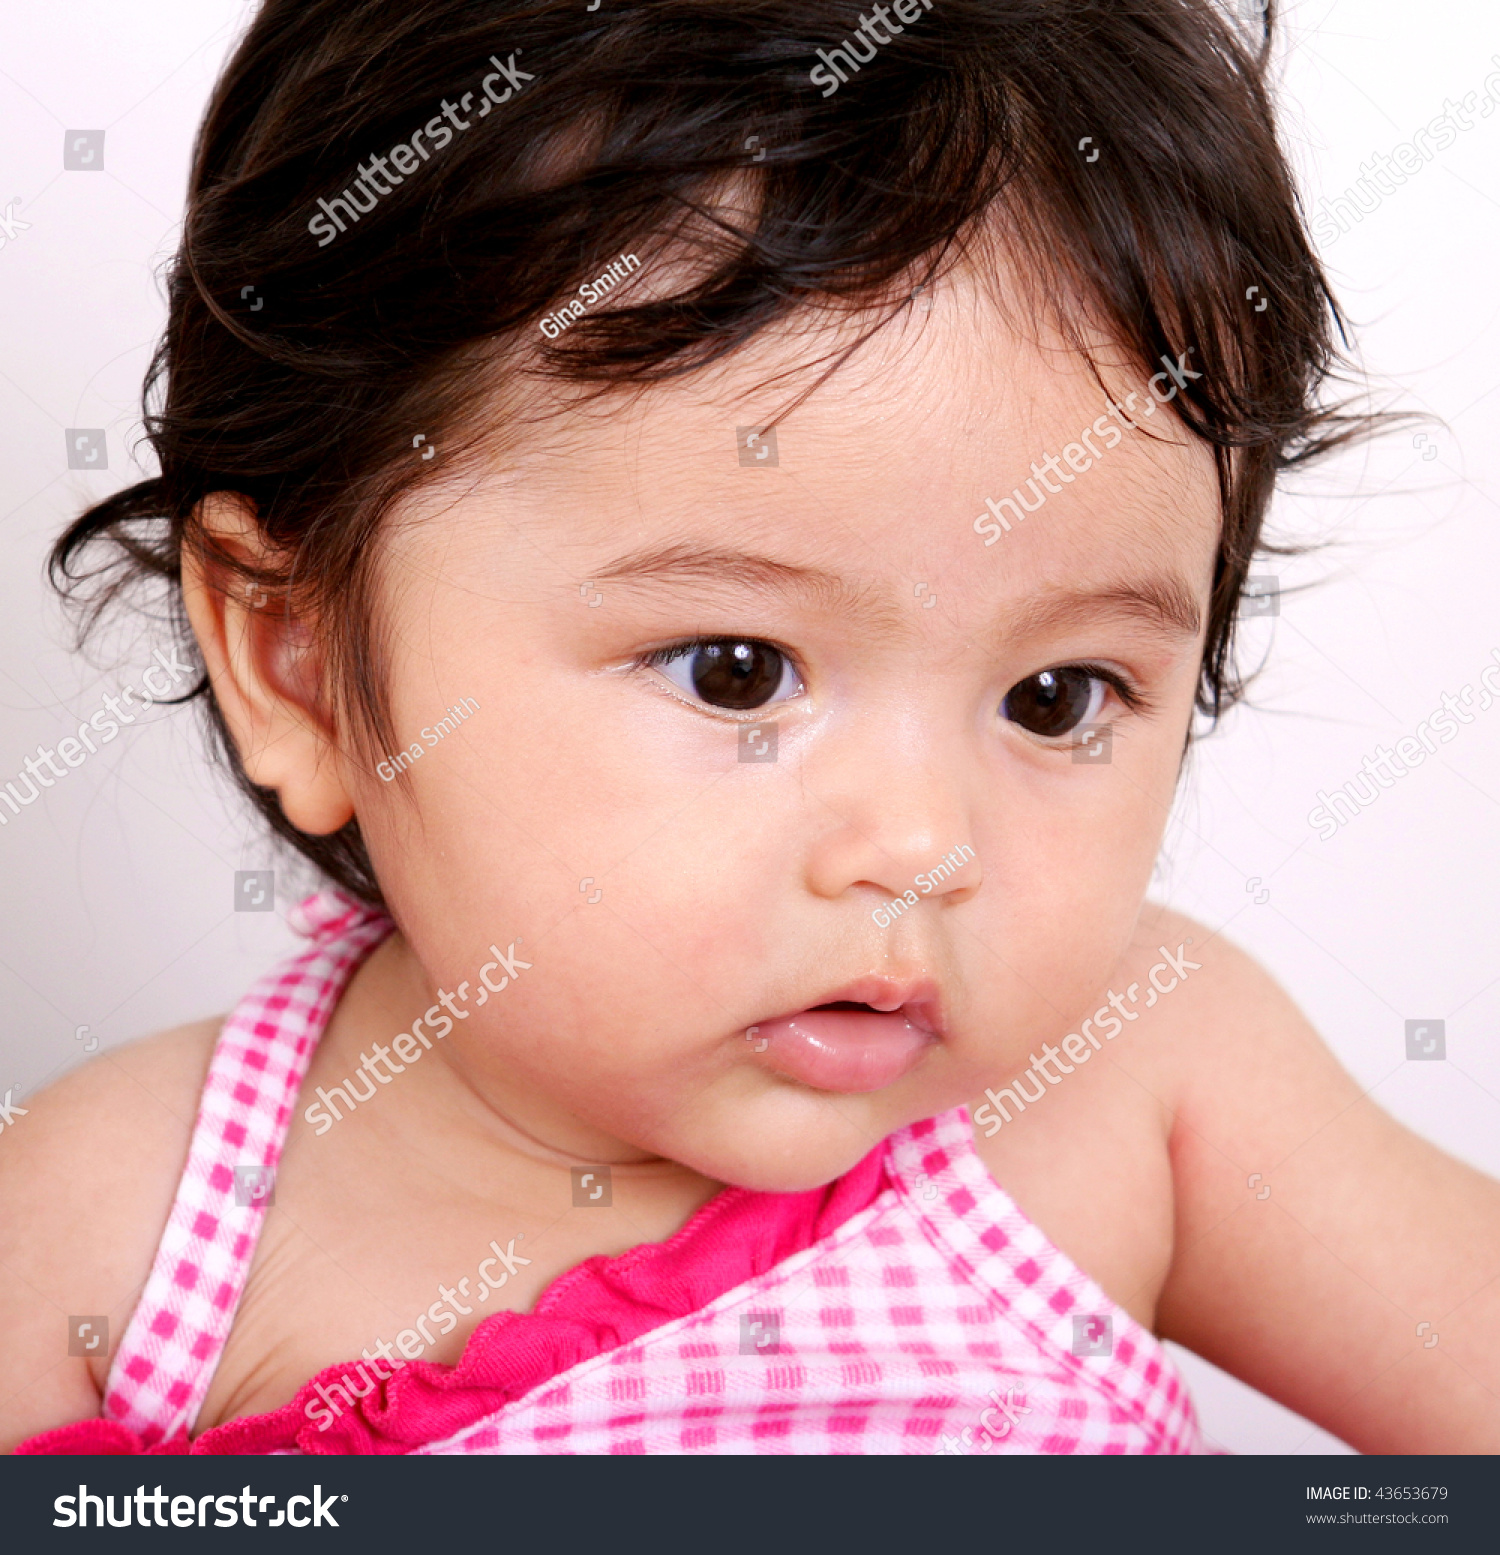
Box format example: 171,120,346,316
475,268,1219,577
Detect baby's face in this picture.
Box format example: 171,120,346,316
349,270,1220,1190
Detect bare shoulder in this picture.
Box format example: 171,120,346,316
1128,902,1500,1451
0,1016,221,1452
1111,898,1348,1104
1118,899,1385,1171
965,901,1302,1331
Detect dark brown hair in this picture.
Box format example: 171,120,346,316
51,0,1372,905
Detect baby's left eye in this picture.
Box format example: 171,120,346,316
643,638,804,713
1001,664,1134,741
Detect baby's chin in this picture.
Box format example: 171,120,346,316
648,1087,928,1196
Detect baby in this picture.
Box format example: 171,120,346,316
4,0,1498,1457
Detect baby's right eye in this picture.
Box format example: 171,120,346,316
642,638,804,714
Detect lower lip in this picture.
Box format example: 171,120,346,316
749,1008,937,1094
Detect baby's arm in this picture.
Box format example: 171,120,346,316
0,1020,218,1452
1150,920,1500,1451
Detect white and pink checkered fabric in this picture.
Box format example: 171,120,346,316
103,889,393,1444
418,1108,1208,1455
106,887,1209,1455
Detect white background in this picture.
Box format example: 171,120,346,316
1,1,1497,1454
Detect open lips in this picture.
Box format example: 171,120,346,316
746,978,944,1094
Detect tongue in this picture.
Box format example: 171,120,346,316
750,1006,935,1094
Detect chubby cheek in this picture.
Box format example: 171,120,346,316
954,748,1182,1078
352,723,777,1098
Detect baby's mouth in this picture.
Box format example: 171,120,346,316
746,982,943,1094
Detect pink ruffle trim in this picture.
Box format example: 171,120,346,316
19,1143,887,1455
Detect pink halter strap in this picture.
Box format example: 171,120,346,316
102,890,392,1444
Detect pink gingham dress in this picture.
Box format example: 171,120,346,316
21,889,1212,1456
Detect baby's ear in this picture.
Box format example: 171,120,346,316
181,491,354,836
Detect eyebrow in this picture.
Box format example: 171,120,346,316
999,577,1204,642
591,542,1202,641
593,542,898,627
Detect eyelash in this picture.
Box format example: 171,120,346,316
1064,661,1153,718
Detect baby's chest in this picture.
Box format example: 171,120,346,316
190,1165,706,1431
